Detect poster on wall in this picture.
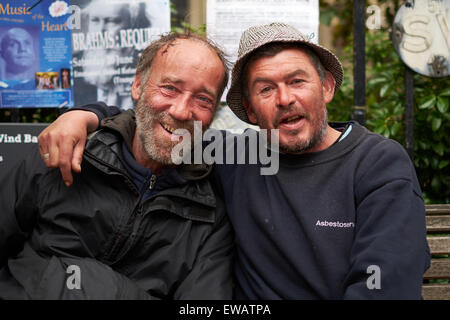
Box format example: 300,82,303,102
70,0,170,109
0,0,74,108
207,0,319,62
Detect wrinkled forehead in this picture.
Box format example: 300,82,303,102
1,29,32,50
152,39,224,91
5,29,32,42
157,38,222,68
243,45,318,81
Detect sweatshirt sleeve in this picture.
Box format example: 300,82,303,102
343,138,430,299
65,102,123,129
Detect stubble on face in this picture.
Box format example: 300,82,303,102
134,90,195,165
257,105,328,154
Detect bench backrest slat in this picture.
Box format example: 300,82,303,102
423,204,450,300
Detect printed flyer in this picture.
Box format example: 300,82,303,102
0,0,74,108
70,0,170,109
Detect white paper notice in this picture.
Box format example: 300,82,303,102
206,0,319,110
206,0,319,63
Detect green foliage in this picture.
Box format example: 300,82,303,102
170,1,206,35
322,0,450,204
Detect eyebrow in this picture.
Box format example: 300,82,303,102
162,77,217,99
252,69,309,85
286,69,308,79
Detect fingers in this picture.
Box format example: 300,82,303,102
38,129,78,187
38,136,50,165
37,110,94,187
38,128,59,168
58,138,77,187
72,139,85,174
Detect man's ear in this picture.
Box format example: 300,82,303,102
131,75,143,101
242,97,257,124
322,71,336,104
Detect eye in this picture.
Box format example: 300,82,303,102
259,86,272,94
161,85,178,95
291,79,304,85
198,95,212,103
7,40,19,49
196,95,214,109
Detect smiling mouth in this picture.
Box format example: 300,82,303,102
161,122,184,136
280,115,304,125
161,122,175,133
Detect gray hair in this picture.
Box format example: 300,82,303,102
135,32,230,106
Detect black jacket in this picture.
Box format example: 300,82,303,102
0,110,234,299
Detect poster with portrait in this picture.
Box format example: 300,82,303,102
70,0,170,109
0,0,74,108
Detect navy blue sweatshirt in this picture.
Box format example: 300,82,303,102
213,123,430,299
76,103,430,299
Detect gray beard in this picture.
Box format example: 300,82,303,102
135,97,177,165
134,93,197,165
278,107,328,154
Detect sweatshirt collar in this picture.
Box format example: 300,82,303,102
278,121,367,167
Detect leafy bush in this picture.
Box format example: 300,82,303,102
323,1,450,203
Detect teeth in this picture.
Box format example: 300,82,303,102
286,115,300,122
162,123,176,133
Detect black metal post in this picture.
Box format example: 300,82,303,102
353,0,366,126
405,66,415,161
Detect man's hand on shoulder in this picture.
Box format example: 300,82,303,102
38,110,99,187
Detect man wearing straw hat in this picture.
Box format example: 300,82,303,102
36,23,429,299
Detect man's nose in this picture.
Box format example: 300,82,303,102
277,85,295,108
168,94,192,121
97,20,107,33
18,42,30,53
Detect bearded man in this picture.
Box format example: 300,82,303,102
0,32,233,299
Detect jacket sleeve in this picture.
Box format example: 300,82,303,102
174,199,234,300
65,101,123,129
0,150,155,300
5,243,154,300
343,139,430,299
0,152,41,266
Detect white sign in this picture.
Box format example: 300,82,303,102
206,0,319,62
392,0,450,78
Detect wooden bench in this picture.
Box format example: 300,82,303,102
422,204,450,300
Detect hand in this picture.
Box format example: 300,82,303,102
38,110,99,187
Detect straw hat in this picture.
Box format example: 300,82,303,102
226,22,344,123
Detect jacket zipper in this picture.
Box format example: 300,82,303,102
149,174,157,190
131,174,156,238
131,204,143,238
